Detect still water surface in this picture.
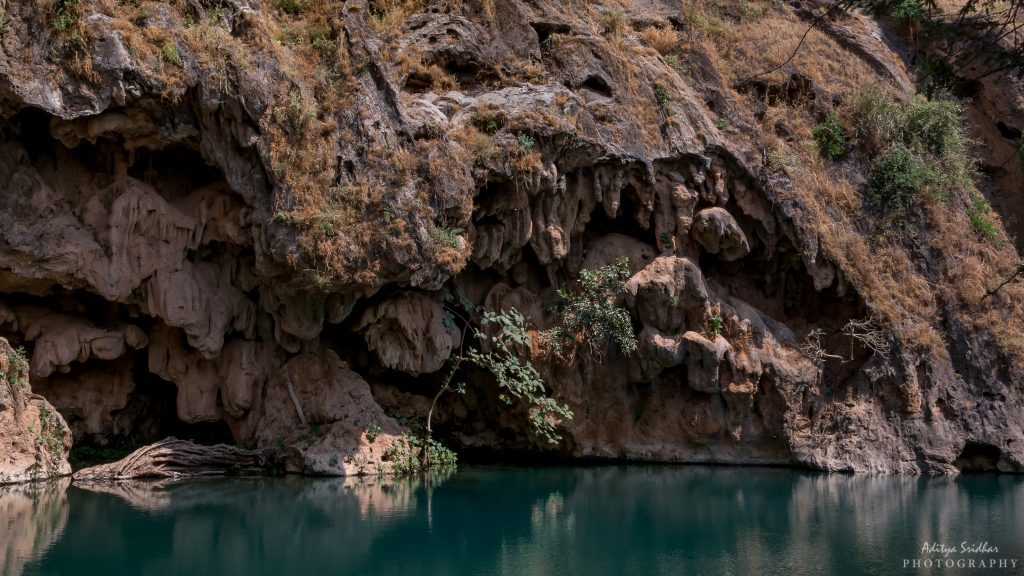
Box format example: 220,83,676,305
3,466,1023,576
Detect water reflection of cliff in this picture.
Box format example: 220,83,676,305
0,479,69,576
9,467,1024,576
19,472,454,576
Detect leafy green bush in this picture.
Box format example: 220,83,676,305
653,84,671,114
383,433,456,475
51,0,80,31
1,345,28,391
35,405,65,471
365,421,381,443
516,133,536,153
0,8,10,38
853,90,972,213
705,314,724,337
161,43,182,66
311,32,335,54
430,225,463,248
967,192,1001,242
867,144,938,212
277,0,304,14
813,112,846,159
543,257,637,360
469,309,574,445
902,99,965,157
886,0,926,23
851,88,908,151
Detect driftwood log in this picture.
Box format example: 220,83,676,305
73,438,266,481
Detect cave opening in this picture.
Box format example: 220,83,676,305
10,106,55,162
127,143,224,199
579,75,613,99
582,196,658,249
954,442,1004,473
530,21,570,46
58,348,236,468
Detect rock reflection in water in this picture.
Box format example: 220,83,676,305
10,467,1024,576
0,479,69,576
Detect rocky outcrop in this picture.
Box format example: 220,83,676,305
0,0,1020,480
0,337,72,484
253,349,405,476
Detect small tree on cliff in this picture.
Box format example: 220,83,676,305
417,257,638,470
543,256,637,362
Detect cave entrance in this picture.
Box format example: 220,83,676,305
954,442,1005,473
58,349,236,468
582,192,658,248
126,143,224,199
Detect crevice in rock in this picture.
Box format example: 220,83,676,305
530,21,570,46
996,121,1022,141
579,75,613,99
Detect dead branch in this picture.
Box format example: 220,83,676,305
842,317,891,361
981,264,1024,302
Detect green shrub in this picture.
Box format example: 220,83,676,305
365,421,381,442
659,231,673,249
51,0,80,31
851,88,906,151
383,433,456,475
516,133,536,153
311,32,334,54
765,147,796,172
705,314,724,337
902,98,965,156
161,43,182,65
886,0,926,23
430,225,463,248
653,84,671,113
1,346,28,394
277,0,303,14
813,112,846,159
543,257,637,360
274,97,316,134
469,308,574,445
867,145,938,212
35,405,65,464
854,90,972,213
967,192,1001,242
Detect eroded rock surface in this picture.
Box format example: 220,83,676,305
0,338,72,484
0,0,1021,480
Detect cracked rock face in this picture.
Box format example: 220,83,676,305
0,0,1021,481
0,337,72,484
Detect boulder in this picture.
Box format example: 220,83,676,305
627,256,709,332
691,208,750,261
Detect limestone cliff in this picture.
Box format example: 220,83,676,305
0,337,72,484
0,0,1022,480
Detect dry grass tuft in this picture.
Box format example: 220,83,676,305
641,25,679,55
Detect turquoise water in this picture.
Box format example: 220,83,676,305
4,466,1023,575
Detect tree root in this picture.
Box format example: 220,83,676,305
73,437,266,481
